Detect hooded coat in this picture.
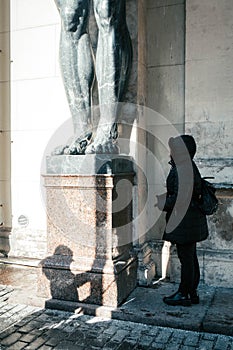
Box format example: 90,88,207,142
160,135,209,245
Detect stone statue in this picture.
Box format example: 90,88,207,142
54,0,132,155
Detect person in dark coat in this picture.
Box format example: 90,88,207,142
157,135,209,306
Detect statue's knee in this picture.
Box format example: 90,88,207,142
95,1,117,31
61,9,78,32
61,5,87,34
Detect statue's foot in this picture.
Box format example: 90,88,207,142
51,144,69,156
51,133,92,155
85,139,119,154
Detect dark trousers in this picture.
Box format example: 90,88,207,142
176,242,200,296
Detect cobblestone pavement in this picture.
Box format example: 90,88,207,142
0,301,233,350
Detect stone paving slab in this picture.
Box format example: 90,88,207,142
0,304,233,349
117,282,233,337
203,288,233,336
113,282,216,332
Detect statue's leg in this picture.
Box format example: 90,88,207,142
55,0,94,154
86,0,132,154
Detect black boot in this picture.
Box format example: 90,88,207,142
163,291,191,307
190,290,199,304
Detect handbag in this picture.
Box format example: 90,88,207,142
198,177,218,215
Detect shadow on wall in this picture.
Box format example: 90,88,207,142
40,245,105,310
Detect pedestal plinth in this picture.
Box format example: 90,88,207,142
39,155,137,309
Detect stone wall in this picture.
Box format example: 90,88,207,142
146,0,233,287
185,0,233,159
8,0,61,258
146,0,185,243
0,1,11,227
184,0,233,287
147,0,185,132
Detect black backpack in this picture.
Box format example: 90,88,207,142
198,177,218,215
